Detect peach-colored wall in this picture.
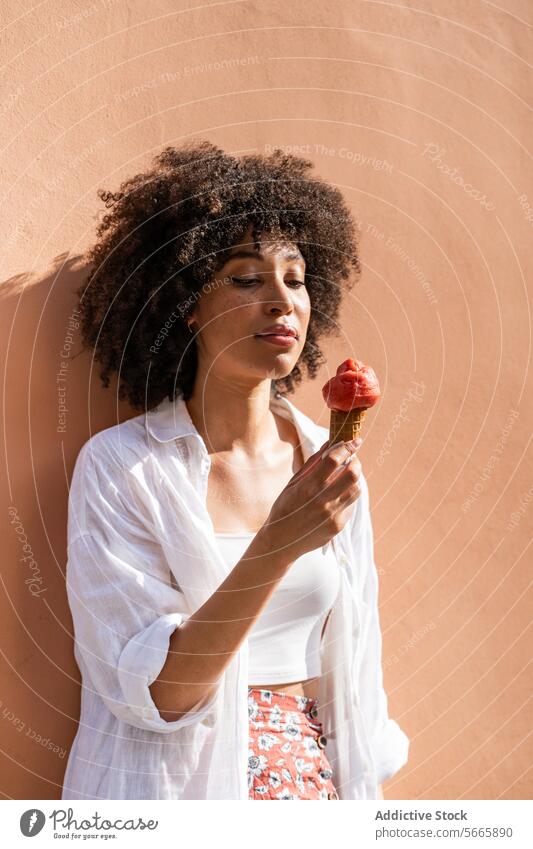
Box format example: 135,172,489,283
1,1,531,800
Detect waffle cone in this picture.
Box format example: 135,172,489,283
328,407,367,446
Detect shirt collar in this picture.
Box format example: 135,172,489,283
145,389,326,458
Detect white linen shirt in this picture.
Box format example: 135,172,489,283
61,388,409,800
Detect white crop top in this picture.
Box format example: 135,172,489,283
214,531,341,684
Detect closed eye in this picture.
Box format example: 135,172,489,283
231,277,306,288
231,277,260,285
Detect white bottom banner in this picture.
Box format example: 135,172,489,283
5,799,531,848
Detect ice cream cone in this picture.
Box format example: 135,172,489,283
328,407,367,446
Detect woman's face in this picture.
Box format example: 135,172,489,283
187,224,311,388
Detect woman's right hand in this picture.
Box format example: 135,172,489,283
259,436,363,562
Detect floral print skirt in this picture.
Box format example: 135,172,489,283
247,687,339,800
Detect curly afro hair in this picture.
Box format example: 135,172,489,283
77,139,361,411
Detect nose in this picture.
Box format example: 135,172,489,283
262,270,295,316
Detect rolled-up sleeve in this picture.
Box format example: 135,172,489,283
66,439,220,734
350,470,410,784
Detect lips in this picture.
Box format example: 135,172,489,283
254,326,299,339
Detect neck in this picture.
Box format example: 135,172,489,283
185,375,279,457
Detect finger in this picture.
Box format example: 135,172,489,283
313,438,363,487
335,477,361,505
321,436,363,461
286,439,330,488
322,455,361,500
328,490,360,525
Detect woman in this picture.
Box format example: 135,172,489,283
62,140,409,800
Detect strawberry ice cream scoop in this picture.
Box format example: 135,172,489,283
322,358,381,412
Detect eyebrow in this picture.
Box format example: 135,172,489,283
226,248,304,263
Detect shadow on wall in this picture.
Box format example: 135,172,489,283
1,254,134,799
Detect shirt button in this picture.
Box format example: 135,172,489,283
328,790,339,800
317,734,328,749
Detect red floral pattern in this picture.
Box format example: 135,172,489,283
248,687,339,800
